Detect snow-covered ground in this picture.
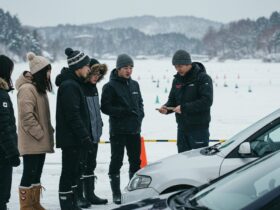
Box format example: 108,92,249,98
7,59,280,209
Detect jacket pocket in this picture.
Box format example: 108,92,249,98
27,126,44,141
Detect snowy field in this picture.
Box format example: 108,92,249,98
7,59,280,209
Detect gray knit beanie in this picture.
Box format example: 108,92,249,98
116,54,134,69
172,50,192,65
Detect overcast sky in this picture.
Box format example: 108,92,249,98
0,0,279,27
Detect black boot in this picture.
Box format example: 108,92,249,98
59,192,75,210
84,176,108,205
72,186,83,210
0,204,7,210
76,181,91,208
109,174,121,205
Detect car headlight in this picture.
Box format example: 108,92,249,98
127,175,152,191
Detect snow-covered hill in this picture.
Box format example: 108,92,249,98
89,15,222,39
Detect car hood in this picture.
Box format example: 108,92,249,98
137,148,224,190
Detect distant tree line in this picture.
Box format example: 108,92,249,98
0,9,42,60
39,26,203,60
1,8,280,62
203,11,280,60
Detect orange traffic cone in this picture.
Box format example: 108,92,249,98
140,137,148,168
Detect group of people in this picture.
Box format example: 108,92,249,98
0,48,213,210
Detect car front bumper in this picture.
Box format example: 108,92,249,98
122,186,160,204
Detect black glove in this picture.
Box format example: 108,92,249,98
8,155,21,167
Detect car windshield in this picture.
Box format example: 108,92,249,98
216,111,280,151
188,152,280,210
202,125,252,155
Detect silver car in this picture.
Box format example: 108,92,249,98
116,150,280,210
122,108,280,204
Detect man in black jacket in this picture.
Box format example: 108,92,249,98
158,50,213,153
56,48,92,210
0,55,20,210
101,54,144,204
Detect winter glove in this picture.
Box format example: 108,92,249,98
8,155,21,167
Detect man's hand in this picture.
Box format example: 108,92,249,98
8,155,21,167
157,106,168,114
173,105,181,114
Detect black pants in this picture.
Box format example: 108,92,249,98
20,154,46,187
59,147,82,193
177,127,209,153
0,164,12,208
109,134,141,176
83,143,98,176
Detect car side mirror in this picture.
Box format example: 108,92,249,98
238,142,251,155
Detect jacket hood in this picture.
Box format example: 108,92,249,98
55,67,72,87
109,68,131,83
15,71,32,90
0,77,9,90
87,63,108,83
192,62,207,74
174,62,206,81
55,67,85,87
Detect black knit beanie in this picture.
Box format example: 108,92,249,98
172,50,192,65
65,48,90,71
0,55,14,84
90,58,100,68
116,54,134,69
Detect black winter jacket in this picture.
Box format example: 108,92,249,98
165,62,213,130
0,78,19,165
55,68,91,148
101,69,144,135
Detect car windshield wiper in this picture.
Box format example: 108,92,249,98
202,143,221,155
171,198,210,210
169,186,210,210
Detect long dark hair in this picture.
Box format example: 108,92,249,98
0,55,14,90
32,64,52,94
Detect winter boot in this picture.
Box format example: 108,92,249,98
0,203,7,210
59,192,74,210
71,186,82,210
76,180,91,208
84,176,108,205
109,174,121,205
19,186,34,210
32,184,46,210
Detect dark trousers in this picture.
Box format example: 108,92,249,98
177,127,209,153
109,134,141,176
83,143,98,176
0,164,12,208
59,147,82,193
20,154,46,187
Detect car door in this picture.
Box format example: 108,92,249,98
219,118,280,176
